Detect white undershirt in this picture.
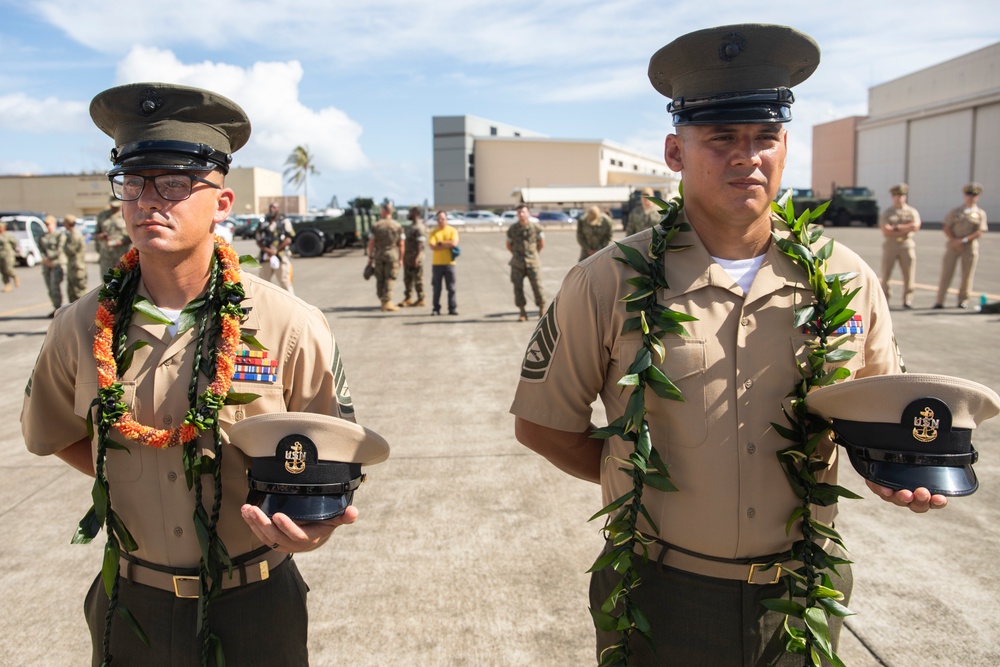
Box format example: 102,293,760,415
159,307,182,337
713,254,766,295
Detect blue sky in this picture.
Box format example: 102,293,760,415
1,1,998,210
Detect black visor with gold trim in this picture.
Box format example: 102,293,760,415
806,374,1000,496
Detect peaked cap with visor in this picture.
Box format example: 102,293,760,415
648,24,820,126
90,82,251,175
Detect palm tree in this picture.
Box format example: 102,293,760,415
284,145,319,210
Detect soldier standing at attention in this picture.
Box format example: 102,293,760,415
21,82,360,667
39,214,67,317
576,205,614,261
255,201,295,293
367,202,404,312
510,24,940,666
625,187,661,236
398,206,427,307
934,182,988,309
507,203,545,321
62,214,88,303
0,219,19,292
94,196,131,279
879,183,921,309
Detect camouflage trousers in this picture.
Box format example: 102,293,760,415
511,264,544,309
374,255,400,304
42,264,64,309
66,263,88,303
402,262,425,301
0,254,17,285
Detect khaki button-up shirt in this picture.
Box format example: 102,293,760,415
511,212,900,559
22,272,355,567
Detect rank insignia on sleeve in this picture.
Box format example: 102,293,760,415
520,302,560,382
232,349,278,383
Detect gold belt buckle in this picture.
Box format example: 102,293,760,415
747,563,782,585
172,575,200,598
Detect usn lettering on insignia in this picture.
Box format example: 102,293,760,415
912,407,940,443
284,441,307,474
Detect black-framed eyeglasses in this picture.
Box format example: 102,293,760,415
110,173,222,202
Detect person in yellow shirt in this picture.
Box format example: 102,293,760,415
427,210,459,316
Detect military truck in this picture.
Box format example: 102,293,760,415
823,186,879,227
778,186,878,227
290,198,376,257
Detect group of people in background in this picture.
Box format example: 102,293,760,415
879,181,988,309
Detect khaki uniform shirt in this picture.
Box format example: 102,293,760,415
511,212,900,559
880,204,921,248
943,204,988,242
22,273,355,568
403,221,427,263
370,219,403,261
507,222,544,269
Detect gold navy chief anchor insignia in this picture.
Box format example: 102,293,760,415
912,407,939,443
284,441,307,474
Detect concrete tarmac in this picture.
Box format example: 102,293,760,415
0,222,997,666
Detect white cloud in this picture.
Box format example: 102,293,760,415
113,46,369,173
0,92,90,133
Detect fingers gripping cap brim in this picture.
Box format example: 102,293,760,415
845,448,978,497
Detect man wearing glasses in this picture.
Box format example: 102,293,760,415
22,83,359,666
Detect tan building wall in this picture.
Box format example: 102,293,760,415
0,167,283,218
811,116,860,198
473,137,673,210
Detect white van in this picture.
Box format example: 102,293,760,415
0,213,46,267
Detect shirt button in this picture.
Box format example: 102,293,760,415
747,508,756,519
163,415,173,425
741,317,750,326
235,410,244,422
746,442,756,454
173,527,183,537
167,471,177,482
743,379,753,389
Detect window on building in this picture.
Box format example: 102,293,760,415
514,132,520,137
469,166,475,178
468,192,475,204
468,153,474,164
490,126,497,136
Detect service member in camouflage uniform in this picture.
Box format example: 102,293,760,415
934,182,989,309
95,197,132,278
39,215,67,316
398,206,427,307
62,215,88,303
255,202,295,294
576,205,613,261
367,203,404,311
0,219,20,292
506,203,545,321
625,188,661,236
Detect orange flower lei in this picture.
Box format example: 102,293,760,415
93,237,242,448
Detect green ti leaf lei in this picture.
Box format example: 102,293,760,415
589,189,865,667
74,251,262,667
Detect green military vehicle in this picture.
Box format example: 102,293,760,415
291,198,377,257
779,186,878,227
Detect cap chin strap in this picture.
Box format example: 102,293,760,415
669,87,794,126
835,439,979,467
110,139,233,173
247,474,365,496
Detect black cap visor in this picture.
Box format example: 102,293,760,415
108,139,232,176
247,488,355,522
845,447,978,497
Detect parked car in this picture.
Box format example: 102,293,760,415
500,210,540,224
79,216,97,242
233,214,263,239
215,217,236,244
462,210,503,226
536,210,573,224
0,213,45,267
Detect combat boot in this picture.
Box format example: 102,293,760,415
538,303,546,318
398,298,413,308
2,283,10,293
414,299,426,307
13,275,19,288
381,302,398,312
518,308,528,322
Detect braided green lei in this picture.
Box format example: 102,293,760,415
590,188,861,667
74,248,260,667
